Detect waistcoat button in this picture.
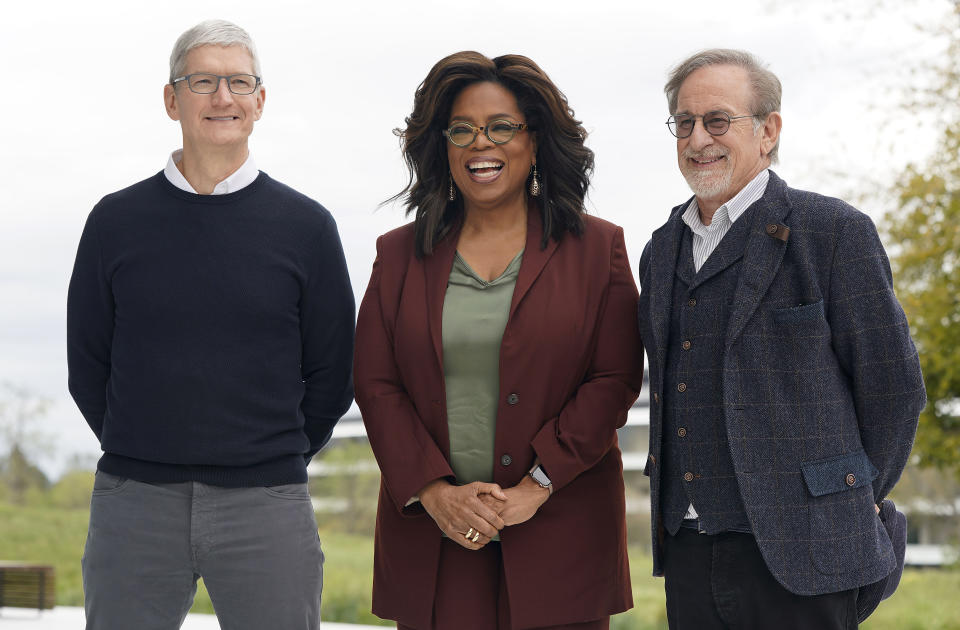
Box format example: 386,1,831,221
845,473,856,486
506,393,519,405
683,472,694,482
501,454,513,466
677,383,687,393
678,427,687,438
681,340,692,350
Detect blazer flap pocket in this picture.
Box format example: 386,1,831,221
801,449,879,497
773,299,825,324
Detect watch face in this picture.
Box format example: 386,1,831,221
531,466,551,487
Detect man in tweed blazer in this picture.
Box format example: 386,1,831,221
637,49,926,629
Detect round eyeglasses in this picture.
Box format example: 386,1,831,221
443,119,528,147
171,73,262,95
666,111,756,139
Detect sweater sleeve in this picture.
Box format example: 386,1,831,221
299,210,356,461
67,209,114,439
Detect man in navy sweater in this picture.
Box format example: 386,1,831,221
67,20,354,630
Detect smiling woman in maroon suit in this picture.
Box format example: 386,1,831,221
354,51,644,630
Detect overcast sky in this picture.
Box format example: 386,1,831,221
0,0,950,477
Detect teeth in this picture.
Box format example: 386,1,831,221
468,161,503,171
209,116,236,120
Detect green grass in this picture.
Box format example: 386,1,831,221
0,502,89,606
861,569,960,630
2,501,957,628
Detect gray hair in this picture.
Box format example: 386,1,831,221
665,48,781,162
169,20,262,84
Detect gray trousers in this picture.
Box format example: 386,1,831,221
82,472,324,630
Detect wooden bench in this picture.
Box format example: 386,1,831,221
0,563,55,610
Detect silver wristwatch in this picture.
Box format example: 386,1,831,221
529,464,553,493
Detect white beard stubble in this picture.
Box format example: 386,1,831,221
680,151,734,201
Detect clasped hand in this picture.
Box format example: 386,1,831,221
419,476,550,550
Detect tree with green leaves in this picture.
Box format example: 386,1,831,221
883,0,960,477
0,382,53,503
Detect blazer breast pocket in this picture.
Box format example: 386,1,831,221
772,299,825,326
770,300,830,349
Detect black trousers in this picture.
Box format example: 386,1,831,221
663,528,858,630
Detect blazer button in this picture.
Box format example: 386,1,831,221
683,472,694,482
648,454,656,467
845,473,856,486
653,392,660,404
677,427,687,438
677,383,687,393
507,393,519,405
500,454,513,466
688,298,697,307
681,340,692,351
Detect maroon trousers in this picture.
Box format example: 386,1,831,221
397,538,610,630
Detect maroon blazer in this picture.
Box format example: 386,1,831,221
354,209,644,629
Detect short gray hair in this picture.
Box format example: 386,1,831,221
169,20,262,84
665,48,781,162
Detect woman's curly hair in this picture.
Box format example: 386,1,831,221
391,51,594,258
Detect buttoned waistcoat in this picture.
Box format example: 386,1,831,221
660,216,754,536
637,171,925,596
355,209,644,629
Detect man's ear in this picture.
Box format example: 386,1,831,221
164,83,180,121
253,85,265,121
761,111,782,157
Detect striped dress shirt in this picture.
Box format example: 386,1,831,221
682,169,770,272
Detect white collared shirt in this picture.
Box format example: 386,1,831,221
679,168,769,523
163,149,259,195
681,169,770,272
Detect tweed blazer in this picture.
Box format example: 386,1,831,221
637,171,925,596
355,209,644,629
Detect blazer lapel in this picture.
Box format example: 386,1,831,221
675,232,696,287
647,207,686,364
726,172,793,348
424,225,460,369
508,206,559,320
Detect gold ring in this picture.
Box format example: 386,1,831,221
464,528,475,540
471,532,480,543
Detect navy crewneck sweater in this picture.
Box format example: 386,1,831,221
67,171,355,486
